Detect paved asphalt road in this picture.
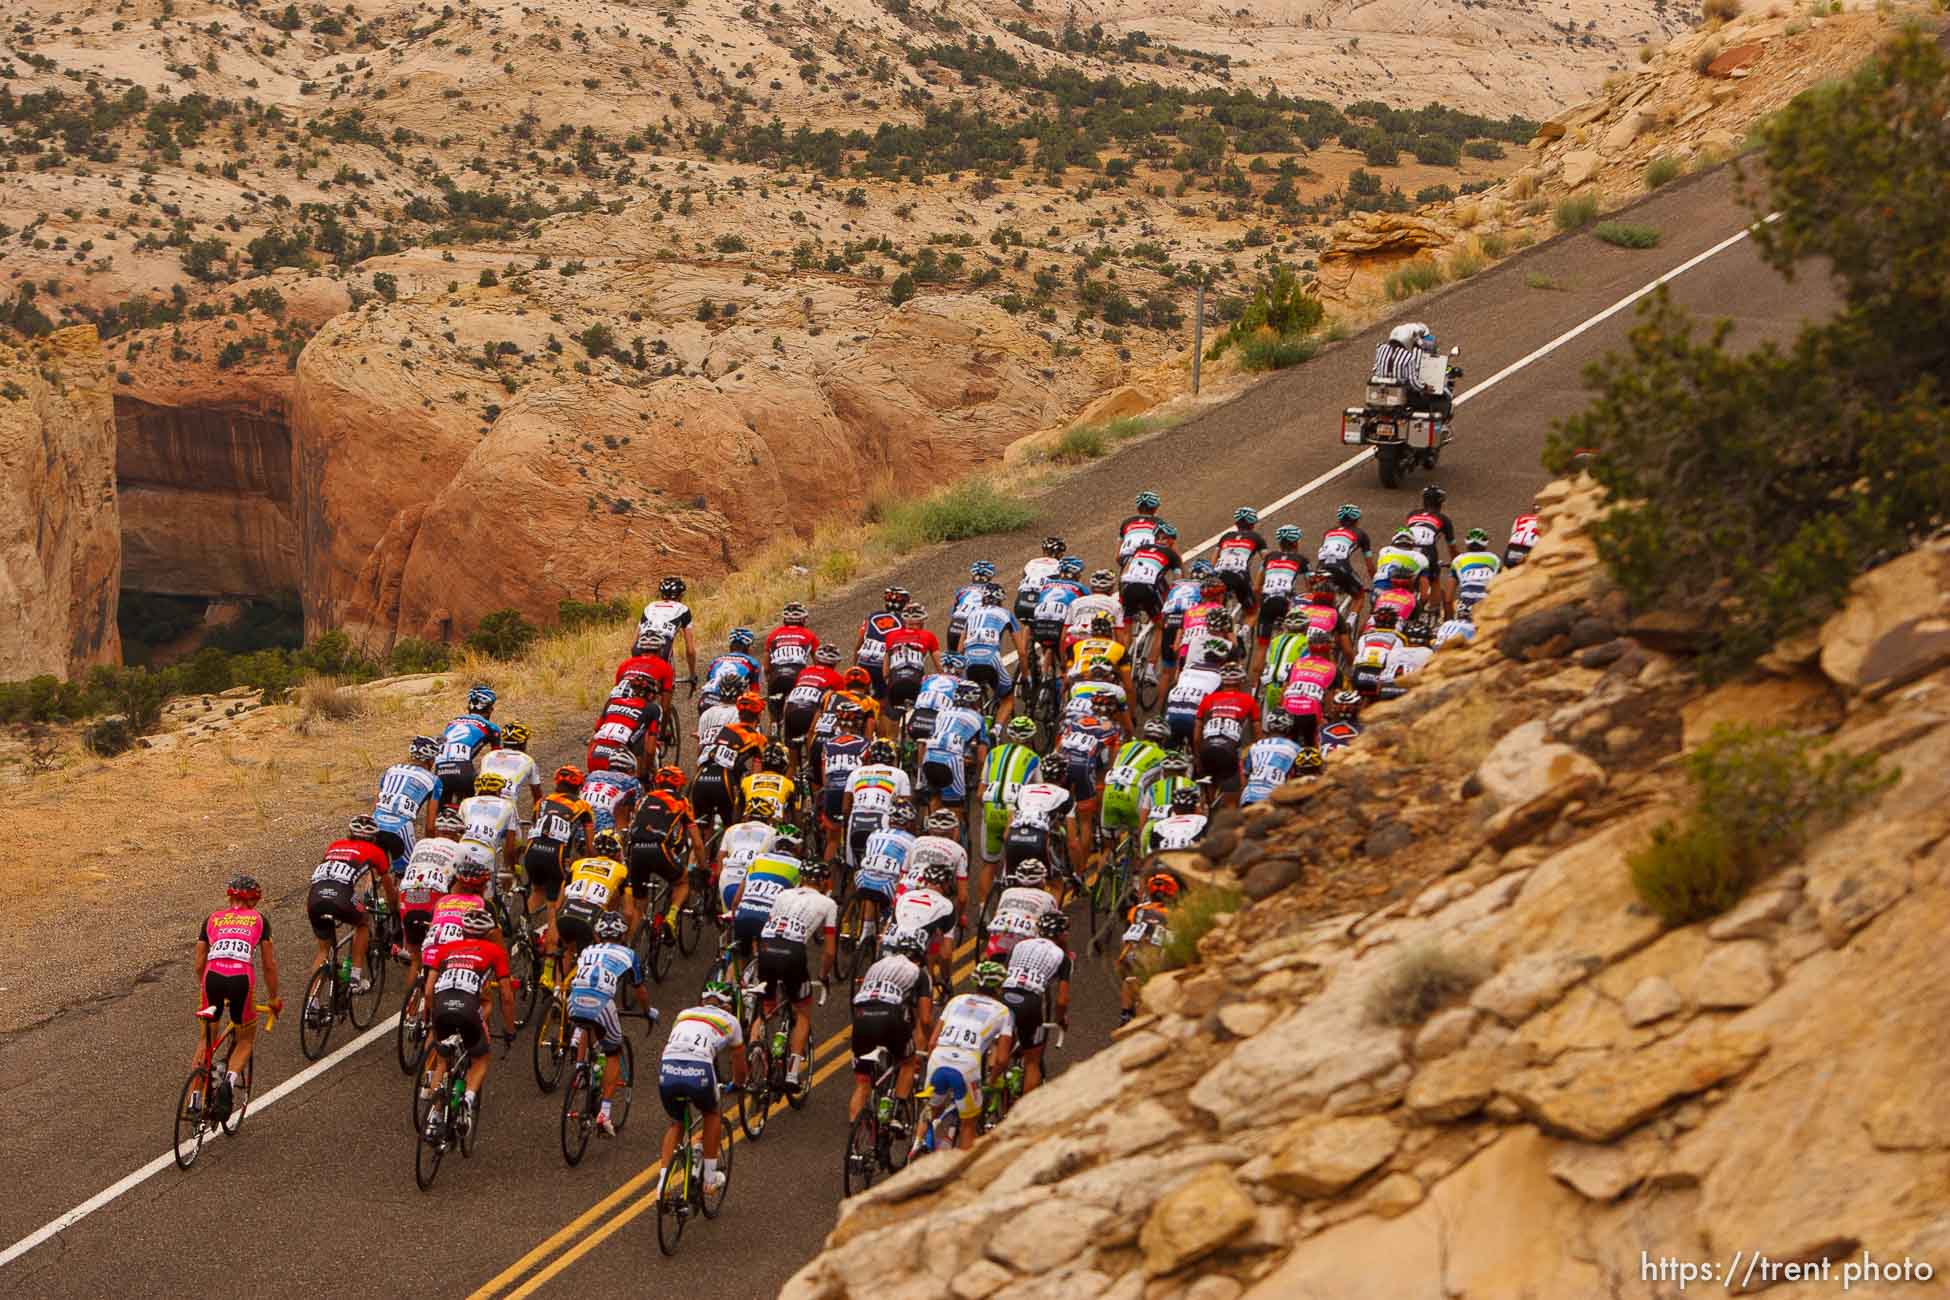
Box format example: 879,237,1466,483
0,162,1839,1300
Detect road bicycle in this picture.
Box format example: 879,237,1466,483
1127,611,1161,715
656,1081,738,1255
531,949,575,1093
658,679,692,769
414,1028,512,1190
560,1009,655,1166
746,980,825,1122
299,903,388,1060
842,1046,916,1197
396,972,431,1075
173,1002,275,1169
631,873,680,984
1086,826,1139,956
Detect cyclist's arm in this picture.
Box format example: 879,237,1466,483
260,938,282,1008
1054,976,1070,1024
681,626,697,678
686,820,708,866
497,972,517,1036
192,937,210,1011
819,924,837,980
728,1042,749,1087
987,1033,1013,1080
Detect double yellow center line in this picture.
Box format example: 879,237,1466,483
468,932,984,1299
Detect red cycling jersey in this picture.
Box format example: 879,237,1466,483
882,627,940,677
322,837,391,882
423,936,509,1001
613,653,675,693
764,626,821,677
1196,689,1262,728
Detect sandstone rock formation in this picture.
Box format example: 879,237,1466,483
783,478,1950,1299
0,327,121,677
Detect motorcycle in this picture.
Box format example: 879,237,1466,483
1340,347,1462,489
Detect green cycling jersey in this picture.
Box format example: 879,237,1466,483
981,742,1041,808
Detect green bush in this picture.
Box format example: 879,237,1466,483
1158,885,1243,971
468,609,539,660
1365,943,1488,1026
387,637,453,674
1594,221,1662,248
1629,725,1893,924
556,597,633,631
872,480,1035,552
1205,265,1323,360
1050,423,1106,462
1644,155,1682,189
1554,194,1600,231
888,272,916,306
1384,257,1443,300
1237,330,1320,371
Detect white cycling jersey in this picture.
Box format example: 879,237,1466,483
761,887,838,943
662,1005,740,1065
1003,936,1070,994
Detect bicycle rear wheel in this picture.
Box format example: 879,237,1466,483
834,892,870,981
702,1118,732,1219
843,1110,878,1197
396,984,428,1075
219,1039,252,1136
414,1125,444,1191
740,1030,772,1140
349,941,385,1030
676,873,705,955
533,999,568,1093
656,1156,688,1255
886,1094,918,1173
459,1083,483,1159
509,936,543,1032
172,1067,209,1169
560,1066,593,1167
299,965,336,1061
645,916,675,983
612,1038,635,1134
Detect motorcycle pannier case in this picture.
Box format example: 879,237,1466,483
1407,414,1439,449
1341,407,1367,445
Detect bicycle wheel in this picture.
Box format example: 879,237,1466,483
646,917,675,983
533,999,568,1093
702,1117,732,1219
656,1153,688,1255
411,1058,437,1134
834,892,870,981
414,1124,444,1191
172,1067,209,1169
612,1037,635,1134
396,983,428,1075
509,936,542,1032
299,965,336,1061
676,876,704,956
459,1083,483,1159
740,1028,771,1140
843,1109,879,1197
349,942,385,1030
886,1094,918,1173
560,1065,593,1167
219,1037,252,1136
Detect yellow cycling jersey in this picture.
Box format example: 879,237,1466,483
741,771,797,807
1067,637,1127,674
564,856,628,909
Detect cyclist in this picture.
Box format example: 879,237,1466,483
629,766,709,941
638,576,699,684
421,908,516,1140
192,874,282,1119
812,666,882,745
692,693,766,832
557,830,629,963
1143,751,1198,825
1279,629,1343,749
1258,608,1312,715
1001,910,1071,1093
948,561,997,653
853,805,915,942
813,708,870,855
1143,785,1210,856
740,742,798,815
1117,874,1178,1024
848,929,934,1126
1118,490,1164,561
401,810,465,978
373,736,444,869
1212,506,1268,615
1351,605,1405,698
783,644,844,755
1505,508,1541,568
479,721,544,822
525,766,594,962
975,717,1041,919
1052,694,1119,874
892,861,959,988
1065,612,1131,687
1029,558,1087,682
1157,559,1207,695
918,681,989,816
1062,570,1126,657
1163,652,1222,752
1252,525,1309,676
567,911,656,1136
608,646,674,757
763,602,821,729
1242,710,1304,805
1294,573,1357,664
905,653,964,752
758,859,838,1091
615,630,680,697
582,750,642,838
307,816,394,992
715,796,782,917
1448,527,1504,617
960,584,1028,727
731,827,804,966
459,769,522,874
1195,664,1260,808
853,588,910,700
1014,536,1066,624
1102,717,1169,847
435,685,503,807
422,850,496,963
1003,777,1075,900
590,674,658,774
841,739,911,875
922,962,1014,1151
1373,528,1430,621
655,983,748,1199
1119,528,1181,635
902,809,970,924
982,857,1058,958
700,629,761,712
883,602,942,715
1405,484,1458,616
1317,504,1374,624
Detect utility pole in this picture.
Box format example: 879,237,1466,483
1192,280,1205,395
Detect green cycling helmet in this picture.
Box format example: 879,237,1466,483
971,960,1007,992
1006,716,1038,742
1466,527,1490,546
700,980,736,1008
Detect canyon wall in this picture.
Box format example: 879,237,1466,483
0,327,121,677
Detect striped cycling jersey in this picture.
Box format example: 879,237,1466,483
1104,740,1165,794
981,744,1040,808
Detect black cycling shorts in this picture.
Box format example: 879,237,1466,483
1320,561,1364,600
765,673,796,719
1004,824,1054,872
691,775,736,830
757,936,814,1004
1256,597,1292,644
905,706,938,743
1062,758,1100,804
966,661,1012,701
1119,582,1162,621
1000,985,1048,1049
1030,618,1065,647
1197,741,1243,792
431,996,490,1060
402,912,432,952
306,884,363,941
782,701,820,745
525,841,569,901
1218,570,1255,609
850,1002,915,1074
201,970,252,1025
886,672,923,711
556,899,601,951
435,763,475,804
628,841,684,893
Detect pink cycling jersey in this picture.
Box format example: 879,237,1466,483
202,907,267,977
1281,658,1339,718
421,891,488,958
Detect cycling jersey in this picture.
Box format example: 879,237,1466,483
373,762,442,854
662,1005,741,1066
784,663,842,717
1142,773,1197,818
637,599,693,642
735,851,801,923
1353,628,1404,680
855,826,914,899
764,626,821,681
1165,665,1222,741
564,856,628,910
1370,587,1418,628
892,887,955,942
614,651,676,692
899,835,968,893
438,712,500,773
1143,812,1209,852
715,821,776,906
985,885,1055,955
702,652,760,702
458,792,518,848
1213,528,1266,578
1281,656,1339,719
1374,546,1427,585
421,890,487,956
1506,513,1540,564
1065,637,1126,676
697,723,764,781
400,840,460,912
478,748,541,809
568,941,642,1047
1054,716,1118,796
854,953,930,1009
1451,548,1503,601
1031,580,1086,635
1317,525,1373,568
815,734,869,814
1242,737,1302,804
740,771,796,809
696,702,738,752
845,763,911,818
1119,543,1177,592
1258,632,1308,706
913,672,960,716
921,705,987,798
1259,552,1306,602
928,993,1013,1118
531,793,593,851
581,770,641,832
959,606,1019,667
1121,901,1171,954
1003,935,1071,995
426,937,508,1014
1063,680,1126,725
1015,557,1060,606
1161,579,1202,619
1387,643,1435,680
855,611,904,670
761,886,838,943
1404,510,1454,568
1197,689,1260,755
630,789,696,854
948,584,988,639
980,744,1041,808
883,626,939,678
1009,782,1072,833
1063,594,1123,636
1118,513,1161,561
1102,739,1165,828
201,907,269,978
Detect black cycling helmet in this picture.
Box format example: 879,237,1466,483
979,583,1005,607
461,908,497,937
884,586,910,611
802,860,832,886
1169,786,1201,813
1036,910,1069,939
923,861,955,892
1422,483,1446,508
1264,710,1295,736
660,576,687,599
1373,606,1400,629
1306,628,1333,651
866,739,897,764
595,912,629,942
890,929,928,961
761,741,789,770
1041,536,1066,558
1142,717,1169,741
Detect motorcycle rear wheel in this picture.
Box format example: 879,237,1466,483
1376,443,1405,488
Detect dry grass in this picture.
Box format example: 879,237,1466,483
1453,201,1481,230
1507,171,1539,201
1366,943,1490,1026
295,677,367,728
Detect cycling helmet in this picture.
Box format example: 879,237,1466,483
1135,490,1160,510
607,749,639,774
660,576,688,599
1422,483,1447,508
467,684,497,714
1200,576,1227,598
735,691,766,718
555,764,586,790
594,911,629,942
1234,506,1259,527
1086,658,1118,682
925,810,960,835
1037,910,1069,939
802,860,832,886
617,672,655,699
348,814,381,840
633,632,662,656
1088,612,1115,637
781,601,809,625
1206,609,1234,634
1336,503,1361,523
473,771,509,797
890,798,919,829
814,644,842,666
654,764,686,790
970,560,996,581
954,681,983,705
1309,572,1336,594
773,827,805,857
890,929,928,961
866,739,897,764
1089,569,1116,593
1331,688,1363,713
1169,786,1200,813
1391,528,1415,546
1158,523,1178,540
1219,664,1247,687
941,653,968,673
1006,716,1038,742
1403,620,1434,646
1373,606,1400,629
842,667,872,692
700,980,735,1008
883,586,910,611
461,908,496,937
747,795,781,822
979,583,1006,607
1058,556,1084,578
1145,872,1180,901
1160,750,1192,775
1012,858,1048,887
1189,559,1214,578
971,960,1007,991
923,861,955,892
1264,710,1295,736
728,627,755,650
761,741,789,770
1142,717,1170,741
502,721,531,749
1306,628,1333,651
1465,527,1490,546
1297,747,1326,774
435,807,466,835
1283,609,1310,632
409,735,441,762
592,828,624,858
453,852,493,887
1041,536,1066,559
1275,524,1302,545
902,602,928,622
226,873,262,903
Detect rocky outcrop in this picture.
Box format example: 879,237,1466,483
0,327,121,676
784,478,1950,1300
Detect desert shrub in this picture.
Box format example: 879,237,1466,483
1050,423,1106,462
1644,155,1682,189
1204,265,1323,361
1480,233,1509,258
1629,726,1892,924
1366,943,1489,1026
1701,0,1741,22
1553,193,1599,231
1525,271,1563,290
1158,885,1243,971
467,609,539,660
387,637,453,674
296,676,365,724
84,715,136,757
1447,247,1486,279
1384,257,1443,300
556,597,632,631
1594,221,1662,248
870,480,1034,552
1238,329,1321,371
888,272,916,306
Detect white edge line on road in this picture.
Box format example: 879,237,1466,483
0,212,1781,1277
0,1015,397,1272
